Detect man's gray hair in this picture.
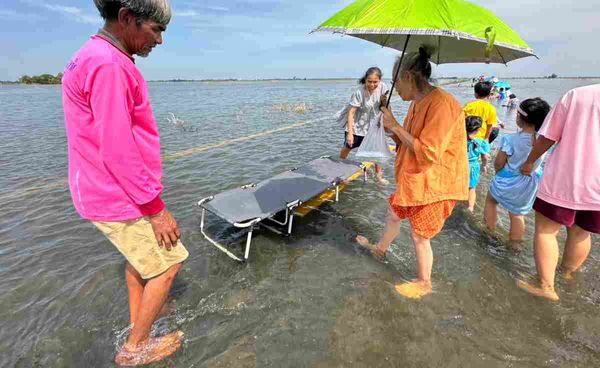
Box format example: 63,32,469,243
94,0,172,25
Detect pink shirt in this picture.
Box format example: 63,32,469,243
62,35,165,221
537,84,600,211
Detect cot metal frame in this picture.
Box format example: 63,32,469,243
198,157,369,262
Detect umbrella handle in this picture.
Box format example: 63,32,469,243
386,35,411,109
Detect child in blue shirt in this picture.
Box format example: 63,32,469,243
483,98,551,243
466,116,491,212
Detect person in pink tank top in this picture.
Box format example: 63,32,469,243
517,84,600,301
62,1,187,365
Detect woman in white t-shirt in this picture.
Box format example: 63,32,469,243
339,67,388,182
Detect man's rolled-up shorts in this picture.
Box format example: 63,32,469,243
93,217,189,279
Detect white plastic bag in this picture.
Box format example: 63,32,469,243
355,112,393,161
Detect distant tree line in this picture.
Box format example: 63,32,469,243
18,73,63,85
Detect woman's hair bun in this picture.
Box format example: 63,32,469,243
418,46,434,61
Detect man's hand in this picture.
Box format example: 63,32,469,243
149,209,181,251
346,132,354,147
521,160,535,176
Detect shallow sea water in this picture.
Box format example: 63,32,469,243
1,79,599,367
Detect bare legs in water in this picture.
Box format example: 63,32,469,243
517,212,592,301
356,208,433,299
468,189,477,212
483,192,526,249
340,145,388,185
115,262,184,366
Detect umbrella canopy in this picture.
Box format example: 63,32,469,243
494,81,512,89
313,0,536,65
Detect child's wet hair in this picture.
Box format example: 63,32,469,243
518,98,551,131
359,67,383,84
465,115,483,135
474,81,493,98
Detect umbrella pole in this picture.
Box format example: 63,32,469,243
386,35,411,108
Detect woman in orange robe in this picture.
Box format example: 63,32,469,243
357,47,469,299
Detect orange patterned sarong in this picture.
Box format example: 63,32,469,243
388,194,456,239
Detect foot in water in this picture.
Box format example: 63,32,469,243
115,331,184,366
356,235,386,261
394,280,432,299
375,174,389,185
516,279,559,301
558,266,576,281
508,240,524,252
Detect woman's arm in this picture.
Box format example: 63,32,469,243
383,99,457,167
483,124,493,140
380,106,415,151
494,151,508,173
345,106,358,146
521,135,555,176
347,106,358,134
390,134,402,148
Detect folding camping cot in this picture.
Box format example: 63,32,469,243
197,156,373,261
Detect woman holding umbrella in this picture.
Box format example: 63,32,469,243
357,47,469,299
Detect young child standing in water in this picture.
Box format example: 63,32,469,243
464,82,498,142
504,94,519,108
466,116,491,212
484,98,551,243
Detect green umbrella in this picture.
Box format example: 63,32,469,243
312,0,536,106
313,0,536,65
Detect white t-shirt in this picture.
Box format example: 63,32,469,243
346,82,388,136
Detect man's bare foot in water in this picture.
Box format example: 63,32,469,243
356,235,386,261
394,279,432,299
115,331,184,366
516,279,559,301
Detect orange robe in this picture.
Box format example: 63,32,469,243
392,88,469,207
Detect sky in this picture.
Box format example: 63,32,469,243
1,0,599,81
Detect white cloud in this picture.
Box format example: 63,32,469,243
174,10,199,17
0,8,40,21
207,6,229,12
0,9,19,17
43,4,99,25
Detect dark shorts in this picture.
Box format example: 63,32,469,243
488,127,500,144
344,133,364,149
533,197,600,234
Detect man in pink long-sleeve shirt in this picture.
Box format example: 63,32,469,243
62,1,187,365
